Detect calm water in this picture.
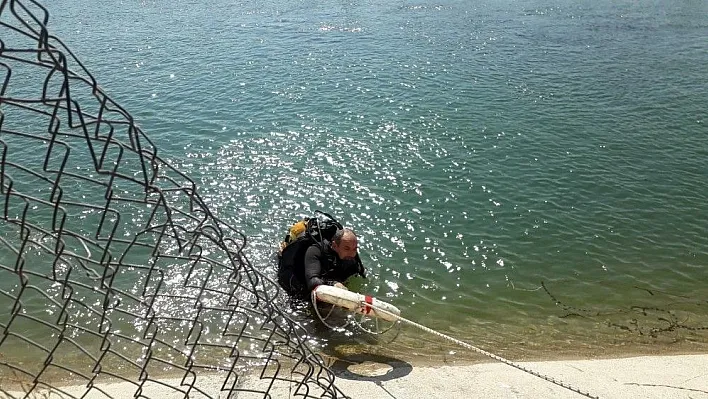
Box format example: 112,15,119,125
11,0,708,363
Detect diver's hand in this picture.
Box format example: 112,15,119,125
333,282,347,290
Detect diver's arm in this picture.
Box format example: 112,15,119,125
303,245,329,290
303,245,347,291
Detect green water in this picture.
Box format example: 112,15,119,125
3,0,707,366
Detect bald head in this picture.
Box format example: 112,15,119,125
331,228,358,260
332,228,356,243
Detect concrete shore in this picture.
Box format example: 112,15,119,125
331,353,708,398
5,353,707,398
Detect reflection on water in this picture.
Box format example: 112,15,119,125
5,0,706,369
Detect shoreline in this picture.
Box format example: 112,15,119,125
321,329,708,369
4,350,708,398
5,353,708,398
331,353,708,399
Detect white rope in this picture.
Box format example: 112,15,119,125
310,290,399,335
311,294,349,331
342,299,601,399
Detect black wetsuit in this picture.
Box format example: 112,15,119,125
278,242,362,299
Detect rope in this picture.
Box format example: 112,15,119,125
338,299,600,399
311,290,400,335
312,292,348,331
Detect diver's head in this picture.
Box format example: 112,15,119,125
331,228,358,261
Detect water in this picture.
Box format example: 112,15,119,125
9,0,708,364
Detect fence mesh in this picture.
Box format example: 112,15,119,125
0,1,349,397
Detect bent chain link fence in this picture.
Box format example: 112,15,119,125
0,1,349,397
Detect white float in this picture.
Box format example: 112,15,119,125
312,284,401,323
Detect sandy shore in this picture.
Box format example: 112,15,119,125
5,353,707,398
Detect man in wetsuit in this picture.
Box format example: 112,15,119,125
278,227,365,300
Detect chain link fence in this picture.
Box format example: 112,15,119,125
0,1,349,397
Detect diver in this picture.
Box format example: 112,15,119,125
277,212,366,300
